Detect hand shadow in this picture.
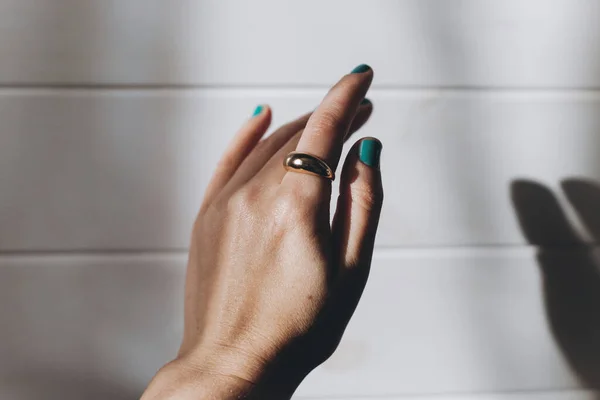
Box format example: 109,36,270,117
512,179,600,389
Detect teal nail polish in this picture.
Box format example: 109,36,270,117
252,105,264,117
358,138,382,168
360,98,372,106
351,64,371,74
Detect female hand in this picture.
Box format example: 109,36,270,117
142,65,383,399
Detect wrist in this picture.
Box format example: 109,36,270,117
142,346,308,400
141,358,255,400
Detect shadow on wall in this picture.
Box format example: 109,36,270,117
512,179,600,390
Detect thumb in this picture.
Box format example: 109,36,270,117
298,138,383,362
332,137,383,285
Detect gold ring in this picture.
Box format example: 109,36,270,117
283,151,335,181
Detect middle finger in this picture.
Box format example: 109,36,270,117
282,65,373,191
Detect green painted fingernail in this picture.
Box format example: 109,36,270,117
360,98,372,106
252,105,264,117
358,138,382,168
351,64,371,74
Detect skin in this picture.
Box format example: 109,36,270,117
141,67,383,399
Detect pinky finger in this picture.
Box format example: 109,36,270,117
201,105,272,211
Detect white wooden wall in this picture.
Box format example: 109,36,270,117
1,1,600,399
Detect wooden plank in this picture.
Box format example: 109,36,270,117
0,253,185,400
0,248,592,397
2,89,600,250
294,392,598,400
1,0,600,87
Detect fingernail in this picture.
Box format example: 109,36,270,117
358,138,382,168
360,98,372,106
252,105,264,117
351,64,371,74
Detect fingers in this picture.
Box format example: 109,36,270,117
332,137,383,280
201,105,271,210
282,64,374,191
561,179,600,241
511,180,581,246
259,99,373,184
328,137,383,325
220,111,313,194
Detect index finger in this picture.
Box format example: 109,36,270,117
282,64,373,188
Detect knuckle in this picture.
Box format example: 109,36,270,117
331,76,357,96
275,190,305,217
351,183,383,211
273,187,315,224
313,103,349,135
216,153,238,175
228,184,263,213
252,137,269,153
226,191,245,213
